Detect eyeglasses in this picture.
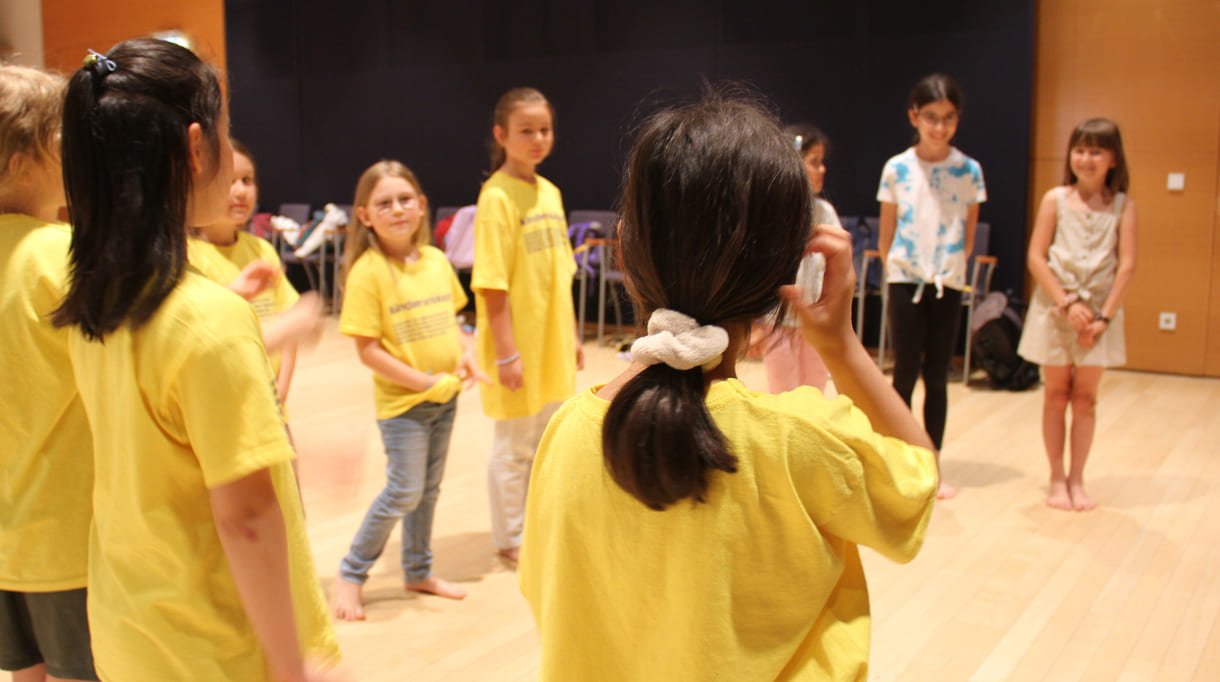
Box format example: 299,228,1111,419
917,111,959,128
373,194,420,215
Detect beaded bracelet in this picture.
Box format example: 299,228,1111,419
495,352,521,366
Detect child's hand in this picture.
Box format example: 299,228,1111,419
458,352,492,390
424,373,462,404
1066,301,1093,332
779,223,856,353
497,356,524,391
229,260,281,300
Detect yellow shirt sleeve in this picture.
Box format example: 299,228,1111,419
173,321,293,489
338,252,382,339
472,186,514,293
782,388,939,563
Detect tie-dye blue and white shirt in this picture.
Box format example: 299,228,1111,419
876,147,986,294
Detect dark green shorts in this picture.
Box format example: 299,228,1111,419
0,589,98,680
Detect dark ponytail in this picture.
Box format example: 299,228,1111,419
603,92,812,511
52,39,223,340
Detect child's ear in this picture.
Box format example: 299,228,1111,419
355,205,372,228
6,151,32,180
492,124,507,146
187,122,205,176
907,108,920,128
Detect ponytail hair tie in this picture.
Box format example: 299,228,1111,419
84,49,117,78
630,309,729,371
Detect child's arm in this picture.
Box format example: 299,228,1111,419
261,294,324,353
276,343,298,403
1026,189,1068,303
781,224,934,452
878,202,897,268
209,468,307,682
1091,197,1139,335
481,289,524,390
963,203,980,261
353,335,443,392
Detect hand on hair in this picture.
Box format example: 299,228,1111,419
229,260,281,301
780,223,857,353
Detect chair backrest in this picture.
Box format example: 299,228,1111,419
970,221,991,260
278,203,310,224
435,206,461,224
568,210,617,233
444,206,478,270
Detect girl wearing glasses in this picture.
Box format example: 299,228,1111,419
876,73,987,500
332,160,487,620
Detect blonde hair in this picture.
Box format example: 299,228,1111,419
0,65,66,186
343,160,430,281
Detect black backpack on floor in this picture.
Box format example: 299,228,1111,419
970,292,1041,391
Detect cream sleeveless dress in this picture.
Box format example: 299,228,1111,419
1018,186,1127,367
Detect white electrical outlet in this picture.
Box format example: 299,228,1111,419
1159,312,1177,331
1167,173,1185,191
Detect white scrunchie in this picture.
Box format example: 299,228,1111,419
630,309,729,371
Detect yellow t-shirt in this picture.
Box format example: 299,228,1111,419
68,269,340,681
339,246,468,420
520,379,939,681
472,171,576,419
188,232,299,376
0,215,91,591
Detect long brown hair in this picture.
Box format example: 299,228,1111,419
343,159,430,281
603,92,812,511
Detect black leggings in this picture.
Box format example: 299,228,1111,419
887,283,963,449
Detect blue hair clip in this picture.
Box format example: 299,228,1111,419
84,49,117,76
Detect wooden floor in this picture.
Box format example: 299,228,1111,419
11,319,1220,681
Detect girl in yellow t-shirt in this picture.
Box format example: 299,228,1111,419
332,160,487,620
0,64,98,682
473,87,582,563
190,139,321,404
520,94,938,681
52,39,340,681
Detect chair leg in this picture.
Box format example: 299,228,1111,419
597,266,607,346
878,285,889,368
578,273,587,343
962,302,973,383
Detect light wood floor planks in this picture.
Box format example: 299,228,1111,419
8,319,1219,681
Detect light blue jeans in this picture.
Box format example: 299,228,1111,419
339,397,457,584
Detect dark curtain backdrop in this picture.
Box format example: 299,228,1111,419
225,0,1033,293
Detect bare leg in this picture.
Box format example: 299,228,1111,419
332,577,366,621
13,664,47,682
1041,365,1073,510
1067,366,1104,510
406,576,468,600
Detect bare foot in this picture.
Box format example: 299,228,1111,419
406,575,468,600
1069,482,1097,511
498,546,520,565
1047,480,1073,510
332,577,366,621
937,481,958,500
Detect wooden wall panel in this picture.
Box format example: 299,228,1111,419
1030,0,1220,376
40,0,225,75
